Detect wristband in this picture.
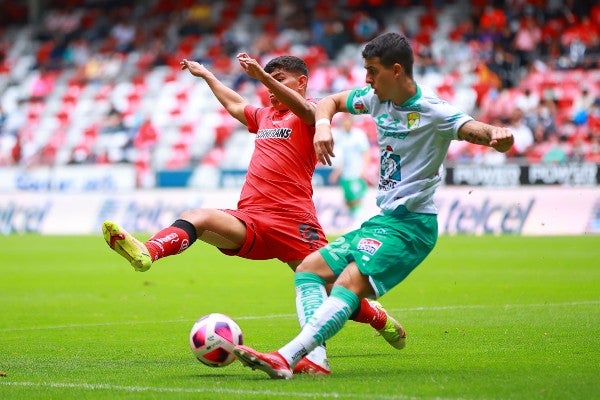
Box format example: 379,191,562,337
315,118,331,127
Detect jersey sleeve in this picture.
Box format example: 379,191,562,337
244,104,260,134
430,99,473,140
345,86,375,115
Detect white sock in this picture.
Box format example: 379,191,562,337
279,288,358,367
294,273,328,366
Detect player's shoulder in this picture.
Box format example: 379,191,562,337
416,84,443,103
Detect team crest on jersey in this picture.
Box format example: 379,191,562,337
407,112,420,129
357,238,382,255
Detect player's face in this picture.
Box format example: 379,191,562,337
364,57,396,101
268,69,303,110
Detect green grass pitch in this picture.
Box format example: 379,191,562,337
1,234,599,400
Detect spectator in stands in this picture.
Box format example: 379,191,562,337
533,95,559,142
507,107,534,158
571,87,596,125
513,11,542,69
541,133,568,164
1,0,599,168
310,7,348,60
109,12,136,53
586,135,600,163
487,41,516,88
133,117,159,152
96,106,129,163
569,136,588,163
515,86,540,125
588,98,600,137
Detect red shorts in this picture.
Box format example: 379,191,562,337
219,209,328,263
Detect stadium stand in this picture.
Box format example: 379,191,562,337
0,0,598,186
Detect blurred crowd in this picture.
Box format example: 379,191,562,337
0,0,599,183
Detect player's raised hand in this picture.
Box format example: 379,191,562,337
489,126,514,153
180,59,210,79
237,53,265,80
314,125,335,166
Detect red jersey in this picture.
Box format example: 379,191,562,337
240,103,318,215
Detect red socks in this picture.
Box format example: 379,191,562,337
350,298,387,330
144,226,192,261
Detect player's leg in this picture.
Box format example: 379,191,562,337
349,212,438,349
349,298,406,349
103,209,246,271
235,262,368,379
235,213,438,378
341,177,367,218
290,227,406,350
291,266,332,375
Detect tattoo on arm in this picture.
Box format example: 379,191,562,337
460,122,491,146
464,131,489,145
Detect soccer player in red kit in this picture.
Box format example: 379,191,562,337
102,53,405,375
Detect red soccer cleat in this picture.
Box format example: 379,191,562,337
293,356,331,375
233,345,293,379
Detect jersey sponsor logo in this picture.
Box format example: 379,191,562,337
380,128,409,139
407,112,420,129
357,237,382,255
256,128,292,139
376,113,409,139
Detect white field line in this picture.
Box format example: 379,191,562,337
1,301,597,399
0,300,598,333
0,380,454,400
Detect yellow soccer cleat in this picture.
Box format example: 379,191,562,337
102,220,152,272
369,300,407,350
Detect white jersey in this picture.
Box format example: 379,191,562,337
346,84,473,214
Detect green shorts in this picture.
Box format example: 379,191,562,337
340,177,367,203
319,208,438,297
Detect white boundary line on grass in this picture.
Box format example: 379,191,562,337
1,301,597,399
1,300,598,333
0,380,452,400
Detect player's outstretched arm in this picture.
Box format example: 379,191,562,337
314,91,351,166
180,59,248,125
458,120,514,153
237,53,315,125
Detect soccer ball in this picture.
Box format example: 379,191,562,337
189,313,243,367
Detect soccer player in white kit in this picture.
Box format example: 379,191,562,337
233,32,514,379
329,114,372,220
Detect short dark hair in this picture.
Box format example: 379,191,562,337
362,32,414,78
264,55,308,77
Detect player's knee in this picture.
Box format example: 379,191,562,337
179,209,209,227
296,252,334,280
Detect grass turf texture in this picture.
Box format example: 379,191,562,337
0,234,598,400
